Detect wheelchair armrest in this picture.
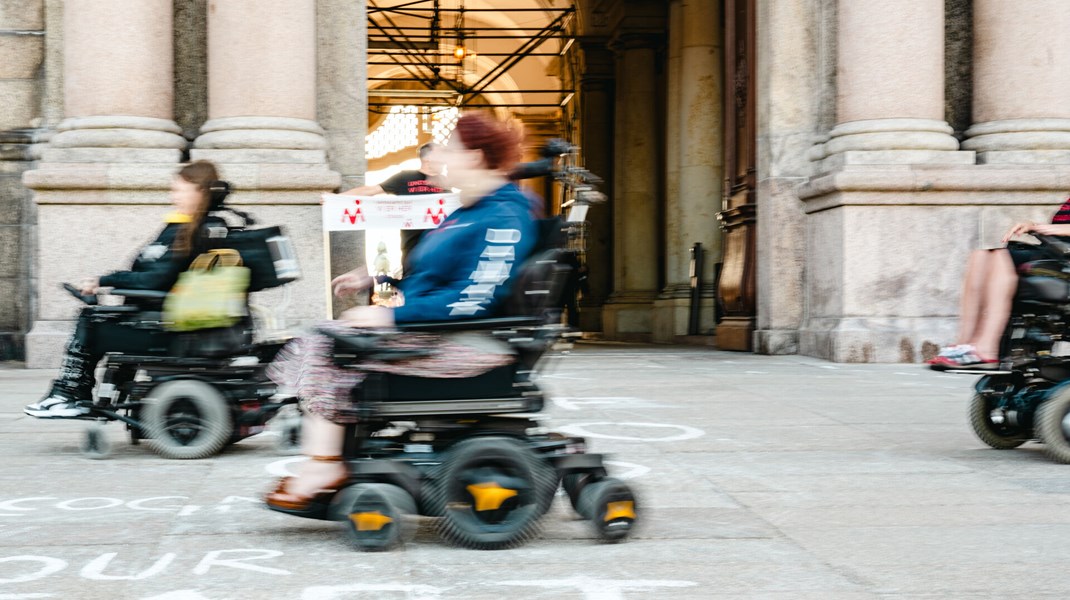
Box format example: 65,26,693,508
110,289,169,301
89,305,141,314
1031,234,1070,259
394,316,545,332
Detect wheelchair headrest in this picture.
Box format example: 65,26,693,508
208,180,232,211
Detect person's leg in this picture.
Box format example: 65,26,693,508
25,308,101,417
956,249,993,345
277,412,348,498
967,249,1018,359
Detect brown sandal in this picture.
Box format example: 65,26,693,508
265,455,347,512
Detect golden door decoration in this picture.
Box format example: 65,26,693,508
717,0,758,351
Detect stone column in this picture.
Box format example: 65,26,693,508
602,32,661,341
193,0,327,164
45,0,185,163
654,0,720,342
963,1,1070,164
0,0,46,359
577,40,614,333
24,0,190,367
809,0,970,170
192,0,341,325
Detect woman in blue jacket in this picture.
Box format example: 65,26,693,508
267,113,537,512
24,161,225,418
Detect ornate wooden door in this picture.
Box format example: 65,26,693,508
717,0,758,351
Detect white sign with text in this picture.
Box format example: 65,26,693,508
322,193,461,231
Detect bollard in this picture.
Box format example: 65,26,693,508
688,243,704,336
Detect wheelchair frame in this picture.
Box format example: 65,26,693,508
62,289,298,460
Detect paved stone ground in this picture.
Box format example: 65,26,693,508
2,344,1070,599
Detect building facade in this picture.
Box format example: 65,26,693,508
3,0,1070,366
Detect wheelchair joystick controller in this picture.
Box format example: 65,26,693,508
62,282,98,305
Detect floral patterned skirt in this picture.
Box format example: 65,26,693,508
267,320,516,423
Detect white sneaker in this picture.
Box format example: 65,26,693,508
24,395,91,419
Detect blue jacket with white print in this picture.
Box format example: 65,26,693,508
393,182,537,323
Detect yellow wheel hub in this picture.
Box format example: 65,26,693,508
349,510,393,531
603,500,636,522
466,482,519,511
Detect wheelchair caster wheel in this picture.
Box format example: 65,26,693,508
969,392,1028,450
577,477,637,543
81,424,112,460
562,472,595,513
337,483,415,552
432,437,556,550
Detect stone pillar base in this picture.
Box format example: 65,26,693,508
652,295,716,343
796,164,1070,362
716,316,755,351
190,149,327,164
602,296,655,342
193,117,328,165
976,151,1070,165
23,161,341,369
800,317,957,363
577,306,604,334
964,119,1070,165
46,116,186,164
754,329,799,355
25,321,74,369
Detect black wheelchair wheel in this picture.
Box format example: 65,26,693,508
141,380,233,459
968,392,1028,450
431,436,556,550
336,483,415,551
1035,389,1070,463
576,477,638,543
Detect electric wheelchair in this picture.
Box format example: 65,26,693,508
965,234,1070,463
58,212,302,461
268,152,641,551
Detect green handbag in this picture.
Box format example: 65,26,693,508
163,249,251,332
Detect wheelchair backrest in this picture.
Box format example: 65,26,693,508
501,217,573,321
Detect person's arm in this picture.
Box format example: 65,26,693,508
97,225,187,291
1003,222,1070,242
98,250,184,291
1027,223,1070,237
339,184,384,196
393,216,536,323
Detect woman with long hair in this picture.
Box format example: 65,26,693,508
24,160,225,418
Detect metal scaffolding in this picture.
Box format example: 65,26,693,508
367,1,576,112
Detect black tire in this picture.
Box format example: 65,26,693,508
337,483,415,552
431,436,556,550
141,380,233,459
1035,389,1070,463
968,392,1028,450
80,424,112,460
576,477,638,543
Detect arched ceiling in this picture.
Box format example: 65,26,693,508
367,1,576,118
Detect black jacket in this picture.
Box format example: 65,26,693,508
98,215,225,292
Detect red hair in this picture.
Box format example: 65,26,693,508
452,113,521,172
